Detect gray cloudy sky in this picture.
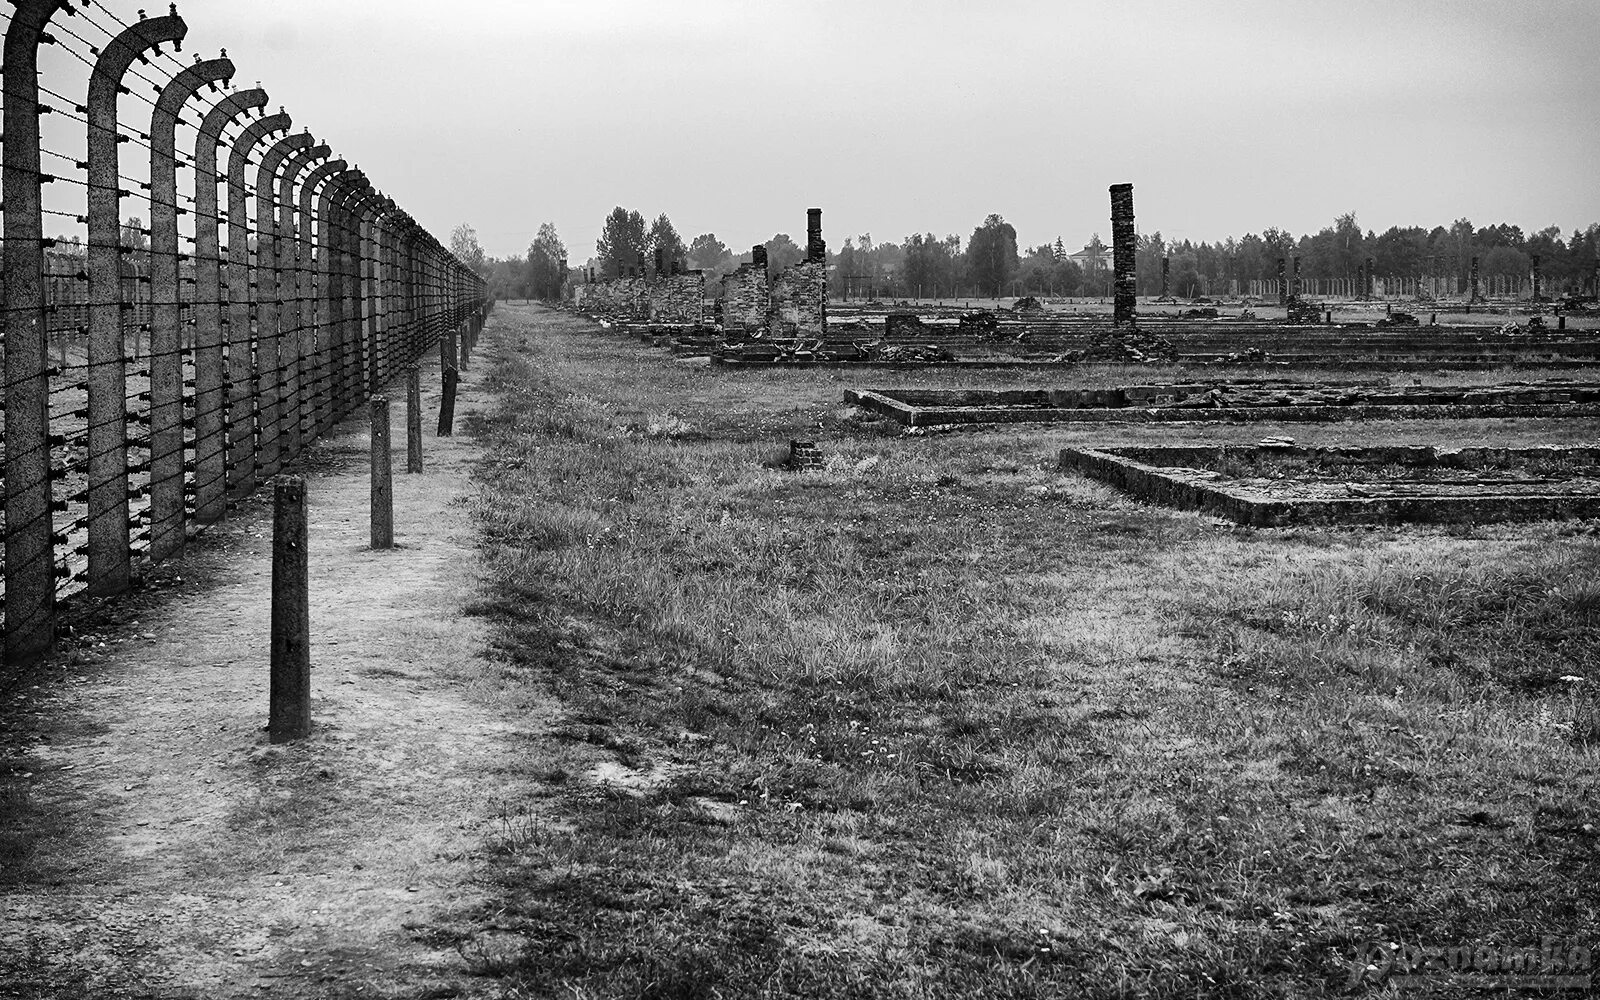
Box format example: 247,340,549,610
167,0,1599,259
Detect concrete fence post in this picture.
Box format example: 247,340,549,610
306,159,349,436
255,132,316,480
438,367,458,438
225,110,293,500
148,54,235,562
276,140,331,467
406,365,424,473
86,11,188,597
370,396,393,549
193,87,268,525
3,0,76,663
270,475,312,742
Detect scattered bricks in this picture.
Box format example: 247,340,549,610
1110,183,1137,326
1084,323,1177,364
885,313,930,339
787,440,825,470
1286,298,1322,324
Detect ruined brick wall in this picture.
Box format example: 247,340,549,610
583,276,649,319
649,271,705,324
767,260,828,337
722,263,769,332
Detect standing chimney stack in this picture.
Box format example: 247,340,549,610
806,207,825,264
1109,184,1136,326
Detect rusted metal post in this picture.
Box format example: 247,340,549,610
269,475,311,742
254,132,315,479
276,140,330,466
3,0,75,663
193,87,267,524
405,365,423,473
370,396,393,549
225,110,292,499
87,11,188,596
148,55,234,562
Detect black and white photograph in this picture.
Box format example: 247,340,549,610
1,1,1597,996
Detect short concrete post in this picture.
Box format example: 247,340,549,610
406,365,423,473
370,396,394,549
438,367,458,437
270,476,312,743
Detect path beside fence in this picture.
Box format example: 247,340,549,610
0,331,541,998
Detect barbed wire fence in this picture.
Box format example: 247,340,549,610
2,0,490,665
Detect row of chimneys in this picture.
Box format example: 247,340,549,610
737,208,829,277
583,208,826,283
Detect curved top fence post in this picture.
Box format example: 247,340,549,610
85,9,187,599
192,87,267,524
222,109,290,498
253,131,316,478
310,163,354,432
148,54,234,561
275,140,331,462
3,0,79,662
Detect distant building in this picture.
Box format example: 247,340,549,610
1068,234,1109,272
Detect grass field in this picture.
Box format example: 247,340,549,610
445,303,1599,998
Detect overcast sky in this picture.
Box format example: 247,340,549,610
56,0,1600,261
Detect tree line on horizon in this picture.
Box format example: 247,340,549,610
458,209,1600,302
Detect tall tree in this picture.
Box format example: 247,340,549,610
686,233,732,274
647,213,688,272
901,233,964,297
764,233,804,273
527,222,568,301
449,223,487,277
595,207,648,277
965,213,1019,297
120,215,149,250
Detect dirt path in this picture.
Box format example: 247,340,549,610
1,332,535,999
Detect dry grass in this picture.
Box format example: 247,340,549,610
446,303,1600,998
